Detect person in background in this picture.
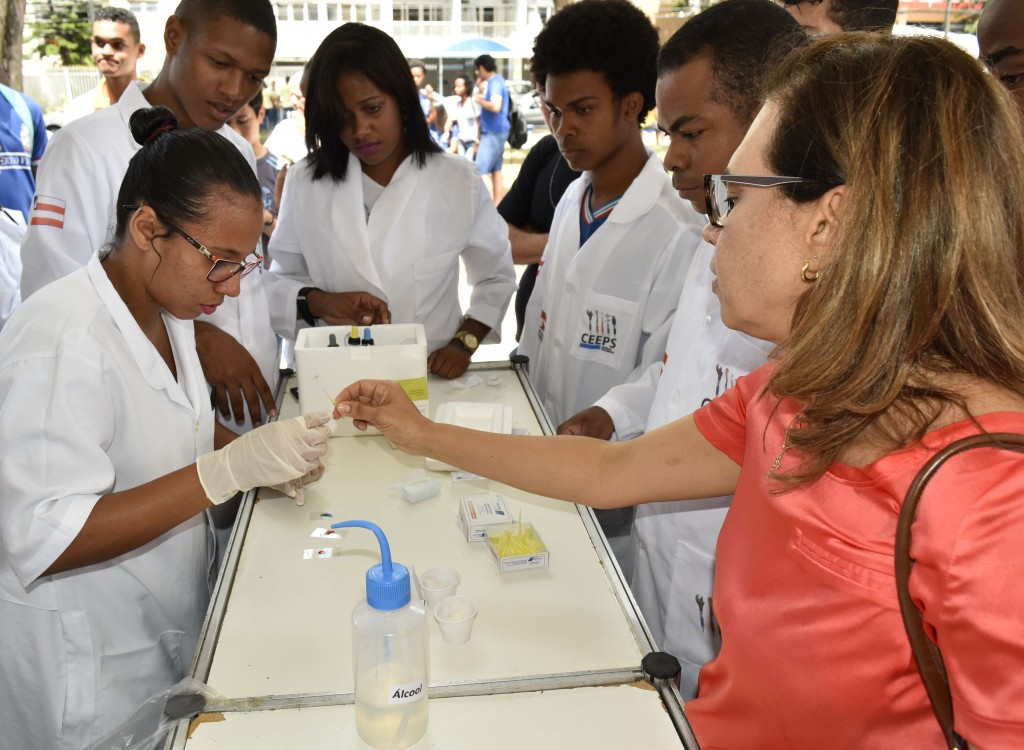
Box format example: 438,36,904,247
0,106,329,750
89,7,147,107
443,73,481,159
518,0,703,562
496,78,579,341
777,0,897,34
227,90,282,261
0,79,46,330
409,59,440,143
472,53,509,204
518,0,702,427
556,0,804,698
20,0,291,433
262,79,279,130
978,0,1024,116
0,80,46,218
282,75,294,116
62,7,147,123
264,69,308,165
335,33,1024,749
269,23,515,380
0,206,25,330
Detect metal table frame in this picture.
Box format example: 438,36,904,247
165,361,699,749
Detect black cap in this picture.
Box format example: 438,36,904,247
641,651,682,682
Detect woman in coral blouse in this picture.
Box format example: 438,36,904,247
331,35,1024,748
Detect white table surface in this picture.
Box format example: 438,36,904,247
183,684,683,749
203,367,646,700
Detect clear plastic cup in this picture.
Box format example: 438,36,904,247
420,566,461,609
434,595,478,646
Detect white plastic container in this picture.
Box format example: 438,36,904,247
332,520,429,749
295,323,429,437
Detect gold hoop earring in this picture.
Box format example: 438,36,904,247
801,257,819,283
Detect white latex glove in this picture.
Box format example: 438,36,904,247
197,412,331,504
270,462,325,506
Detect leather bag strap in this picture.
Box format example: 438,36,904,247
896,432,1024,750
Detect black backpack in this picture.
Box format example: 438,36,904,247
507,93,528,149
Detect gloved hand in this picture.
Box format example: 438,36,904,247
197,412,331,504
269,462,326,506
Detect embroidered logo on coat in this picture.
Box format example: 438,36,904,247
579,308,617,353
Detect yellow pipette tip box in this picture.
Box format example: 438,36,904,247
486,522,550,574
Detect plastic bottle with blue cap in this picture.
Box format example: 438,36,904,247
331,520,428,749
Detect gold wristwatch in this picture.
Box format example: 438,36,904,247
453,330,479,354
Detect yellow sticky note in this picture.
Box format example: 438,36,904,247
398,376,429,402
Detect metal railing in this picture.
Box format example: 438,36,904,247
23,67,100,114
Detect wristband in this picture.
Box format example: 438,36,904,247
297,286,319,328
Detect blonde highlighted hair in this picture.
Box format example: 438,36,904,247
764,34,1024,485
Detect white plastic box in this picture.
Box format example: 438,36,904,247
458,494,514,541
294,324,429,437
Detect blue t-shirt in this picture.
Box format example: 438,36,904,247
0,88,46,218
578,184,621,245
479,74,509,135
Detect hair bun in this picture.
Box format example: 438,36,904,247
129,106,179,147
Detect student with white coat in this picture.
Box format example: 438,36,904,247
517,0,702,427
0,206,25,329
268,23,515,380
585,242,772,696
17,0,346,432
556,1,805,697
0,108,330,750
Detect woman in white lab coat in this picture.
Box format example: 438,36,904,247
0,107,330,750
269,23,516,379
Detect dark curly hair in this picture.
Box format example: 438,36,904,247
531,0,659,124
780,0,898,32
658,0,805,125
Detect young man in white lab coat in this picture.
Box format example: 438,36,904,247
20,0,285,433
557,0,806,698
518,0,704,428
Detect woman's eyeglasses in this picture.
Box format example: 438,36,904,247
703,175,841,228
124,205,263,282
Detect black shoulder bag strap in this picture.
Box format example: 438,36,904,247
896,432,1024,750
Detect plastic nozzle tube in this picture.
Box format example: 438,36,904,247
331,520,393,578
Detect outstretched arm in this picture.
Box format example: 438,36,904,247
334,380,739,508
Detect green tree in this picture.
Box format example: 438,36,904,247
0,0,27,87
29,0,92,66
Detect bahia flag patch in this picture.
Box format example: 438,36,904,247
29,195,66,229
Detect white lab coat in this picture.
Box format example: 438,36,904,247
268,151,515,353
0,207,25,330
594,241,774,698
518,150,704,425
0,256,214,749
19,82,289,429
264,113,307,165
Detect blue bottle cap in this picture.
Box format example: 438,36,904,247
331,520,410,610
